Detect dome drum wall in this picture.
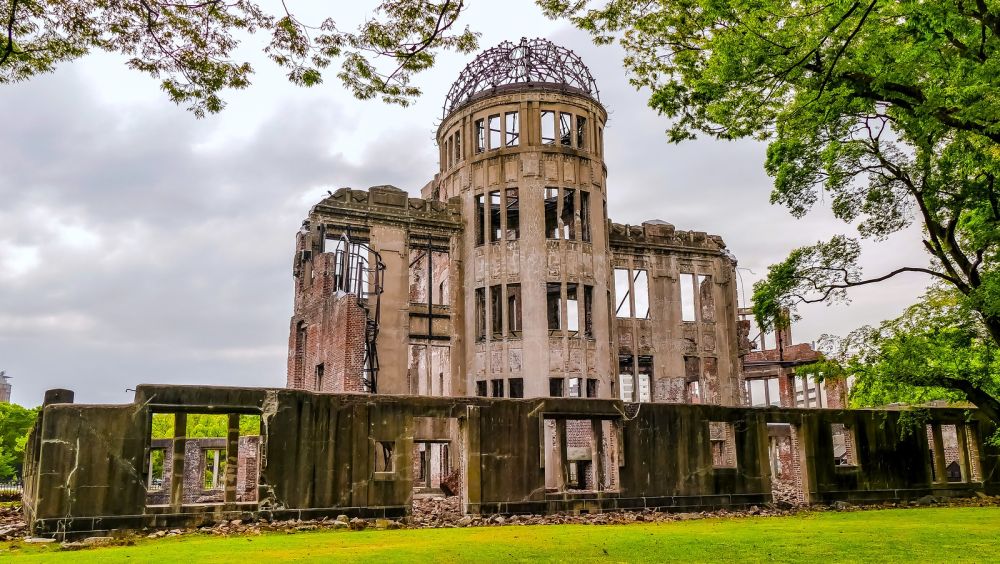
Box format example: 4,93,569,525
431,87,613,401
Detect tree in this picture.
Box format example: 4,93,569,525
540,0,1000,421
0,402,38,481
151,412,260,438
0,1,478,116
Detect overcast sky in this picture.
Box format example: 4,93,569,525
0,1,932,406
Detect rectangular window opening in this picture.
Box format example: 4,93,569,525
505,112,519,146
547,282,562,331
580,191,591,242
549,377,565,397
203,448,226,490
583,285,594,338
474,194,485,246
507,283,522,335
559,112,572,146
576,115,587,149
586,378,598,398
475,287,486,341
618,355,634,402
509,378,524,398
541,110,555,145
375,441,395,473
568,377,582,398
633,270,650,319
147,448,166,492
562,188,576,240
491,378,505,398
544,188,559,238
490,284,503,337
314,363,324,392
637,356,653,403
488,114,501,150
680,272,697,322
505,188,520,239
489,191,502,242
454,131,461,163
476,380,487,397
614,268,631,318
699,274,715,322
475,119,485,153
831,423,858,467
566,283,579,334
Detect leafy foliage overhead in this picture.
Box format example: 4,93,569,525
0,402,38,481
0,1,479,115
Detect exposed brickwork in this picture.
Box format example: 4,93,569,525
145,436,259,506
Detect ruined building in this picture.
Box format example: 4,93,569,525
0,370,11,403
20,40,999,540
287,38,743,407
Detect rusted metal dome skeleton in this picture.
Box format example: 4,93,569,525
442,37,601,118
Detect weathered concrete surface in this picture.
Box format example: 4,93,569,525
21,384,999,539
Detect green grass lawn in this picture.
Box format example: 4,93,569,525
4,507,999,563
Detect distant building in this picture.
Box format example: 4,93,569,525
0,370,11,403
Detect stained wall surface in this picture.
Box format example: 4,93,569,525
22,385,999,539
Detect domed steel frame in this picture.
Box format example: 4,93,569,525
443,37,600,118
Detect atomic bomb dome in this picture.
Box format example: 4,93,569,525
443,37,601,117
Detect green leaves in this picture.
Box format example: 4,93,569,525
1,1,479,115
0,402,38,481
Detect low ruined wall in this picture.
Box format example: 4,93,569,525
22,385,1000,539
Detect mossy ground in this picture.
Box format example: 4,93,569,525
4,506,999,562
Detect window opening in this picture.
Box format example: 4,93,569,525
474,194,485,246
586,378,598,398
637,356,653,403
375,441,394,473
566,283,579,333
831,423,857,467
568,377,581,398
507,283,522,335
580,191,591,242
709,422,737,468
488,114,501,149
203,448,226,490
147,448,166,492
685,356,701,404
583,285,594,338
544,188,559,238
475,287,486,341
491,379,504,398
509,378,524,398
547,283,562,331
562,188,576,240
541,110,555,144
445,136,452,169
549,377,565,397
454,131,461,163
476,380,487,397
490,285,503,337
614,268,631,318
632,270,650,319
314,363,324,391
505,112,519,146
475,119,485,153
559,112,572,146
505,188,520,239
576,115,587,149
489,190,502,242
680,273,696,321
618,354,634,402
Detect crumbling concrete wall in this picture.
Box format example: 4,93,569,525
22,384,1000,539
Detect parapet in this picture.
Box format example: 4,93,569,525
609,219,729,254
311,185,462,228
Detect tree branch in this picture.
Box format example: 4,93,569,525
0,0,18,68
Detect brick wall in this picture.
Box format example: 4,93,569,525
145,436,260,506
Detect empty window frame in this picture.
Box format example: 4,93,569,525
453,131,461,164
491,378,505,398
544,188,559,238
680,273,697,321
580,191,591,242
559,112,572,146
549,377,565,397
475,194,485,246
586,378,598,398
314,363,324,392
568,377,582,398
583,285,594,338
541,110,556,144
566,283,580,333
614,268,650,319
685,356,701,403
408,248,451,306
561,188,576,240
699,274,715,322
488,114,502,149
476,380,487,397
203,448,226,489
505,188,520,239
489,190,502,242
375,441,394,473
475,287,486,341
490,285,503,337
293,321,307,388
576,115,587,149
325,238,372,298
505,112,519,146
618,354,634,402
507,283,522,335
509,378,524,398
637,355,653,403
475,119,485,153
147,448,166,491
747,377,781,407
547,282,562,331
709,422,737,468
831,423,858,467
445,135,452,169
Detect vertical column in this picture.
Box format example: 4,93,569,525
555,419,569,489
931,424,948,483
590,419,604,492
955,424,971,483
225,413,239,503
463,407,481,514
170,413,187,508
